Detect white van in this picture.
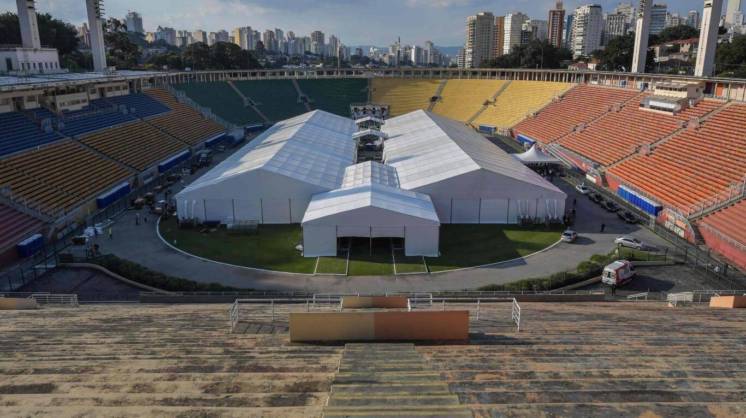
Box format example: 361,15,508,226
602,260,636,286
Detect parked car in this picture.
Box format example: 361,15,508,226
602,200,620,212
618,210,638,224
614,236,645,250
575,183,590,195
589,192,604,204
602,260,636,287
561,230,578,243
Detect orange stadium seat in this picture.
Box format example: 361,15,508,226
146,89,225,146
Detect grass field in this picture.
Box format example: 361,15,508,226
159,217,315,273
160,218,561,275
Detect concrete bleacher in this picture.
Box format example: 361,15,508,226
432,79,508,123
473,81,572,129
2,301,745,417
145,89,225,146
0,112,62,157
608,103,746,211
80,120,188,171
0,140,132,213
101,93,171,119
298,78,369,116
698,200,746,271
53,102,137,137
176,82,264,125
559,98,724,166
0,203,43,252
370,78,442,117
513,85,640,144
233,80,308,122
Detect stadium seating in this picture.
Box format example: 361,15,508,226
145,89,225,146
0,112,62,157
298,78,369,116
608,103,746,211
473,81,572,129
513,85,641,144
81,121,189,171
431,79,508,122
0,204,44,252
370,78,442,116
176,82,264,125
559,98,724,166
0,140,132,213
234,80,308,122
51,101,137,137
698,200,746,270
101,93,171,119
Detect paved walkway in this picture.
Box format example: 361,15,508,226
98,179,670,293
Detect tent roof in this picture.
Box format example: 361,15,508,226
178,110,356,194
513,145,561,164
355,116,384,125
353,129,387,140
302,183,439,224
381,110,564,193
341,161,400,189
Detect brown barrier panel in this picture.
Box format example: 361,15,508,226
289,310,469,342
341,296,409,309
710,296,746,309
374,311,469,341
289,312,374,342
0,298,39,310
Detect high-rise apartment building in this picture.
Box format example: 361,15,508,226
564,14,575,48
465,12,496,67
155,26,177,45
604,13,627,45
262,30,276,51
311,31,325,47
571,4,603,57
614,3,636,25
503,12,529,55
726,0,743,25
494,16,505,57
650,4,668,35
548,1,566,48
192,30,207,45
687,10,701,28
125,11,144,34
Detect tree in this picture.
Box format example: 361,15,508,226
183,42,211,70
484,39,572,69
0,12,79,57
716,34,746,78
592,32,655,72
651,25,700,45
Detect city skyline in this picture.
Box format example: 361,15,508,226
0,0,712,46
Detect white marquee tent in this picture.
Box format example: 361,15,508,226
175,111,356,224
513,145,561,165
382,110,566,223
302,161,440,257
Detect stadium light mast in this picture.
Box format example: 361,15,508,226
86,0,108,72
631,0,652,73
16,0,42,49
695,0,724,77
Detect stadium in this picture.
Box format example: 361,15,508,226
2,1,746,417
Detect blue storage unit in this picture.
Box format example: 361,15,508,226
16,233,43,258
617,185,662,216
96,182,132,209
158,150,191,173
516,134,536,146
478,124,496,135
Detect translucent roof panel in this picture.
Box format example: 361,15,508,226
341,161,400,189
302,183,440,224
382,110,564,194
179,110,356,193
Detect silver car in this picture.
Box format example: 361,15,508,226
614,236,644,250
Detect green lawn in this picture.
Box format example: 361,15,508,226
160,218,561,275
159,217,315,273
315,256,348,275
426,224,562,272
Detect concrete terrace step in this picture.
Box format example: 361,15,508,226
323,405,473,418
328,394,461,407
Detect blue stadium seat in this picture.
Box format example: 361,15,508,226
101,93,171,119
0,112,62,157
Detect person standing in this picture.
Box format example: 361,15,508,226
108,227,113,240
600,223,606,233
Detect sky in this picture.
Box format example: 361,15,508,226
0,0,710,46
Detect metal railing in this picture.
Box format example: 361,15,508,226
627,292,650,301
511,298,521,332
29,293,78,306
666,292,694,307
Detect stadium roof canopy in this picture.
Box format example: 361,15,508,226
382,110,564,195
0,70,164,92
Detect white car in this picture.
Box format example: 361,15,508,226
561,230,578,243
575,183,590,195
614,236,644,250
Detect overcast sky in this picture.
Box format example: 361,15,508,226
0,0,710,46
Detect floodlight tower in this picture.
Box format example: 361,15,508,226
631,0,652,73
86,0,108,72
16,0,41,49
695,0,724,77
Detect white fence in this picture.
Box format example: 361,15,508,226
29,293,79,306
511,298,521,332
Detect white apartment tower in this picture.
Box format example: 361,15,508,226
503,12,530,55
465,12,496,68
650,4,668,35
632,0,653,73
726,0,743,25
571,4,603,58
696,0,724,77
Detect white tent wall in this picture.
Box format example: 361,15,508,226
301,206,439,258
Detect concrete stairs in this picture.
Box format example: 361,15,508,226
291,79,313,112
427,80,448,111
323,343,472,417
467,81,511,126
